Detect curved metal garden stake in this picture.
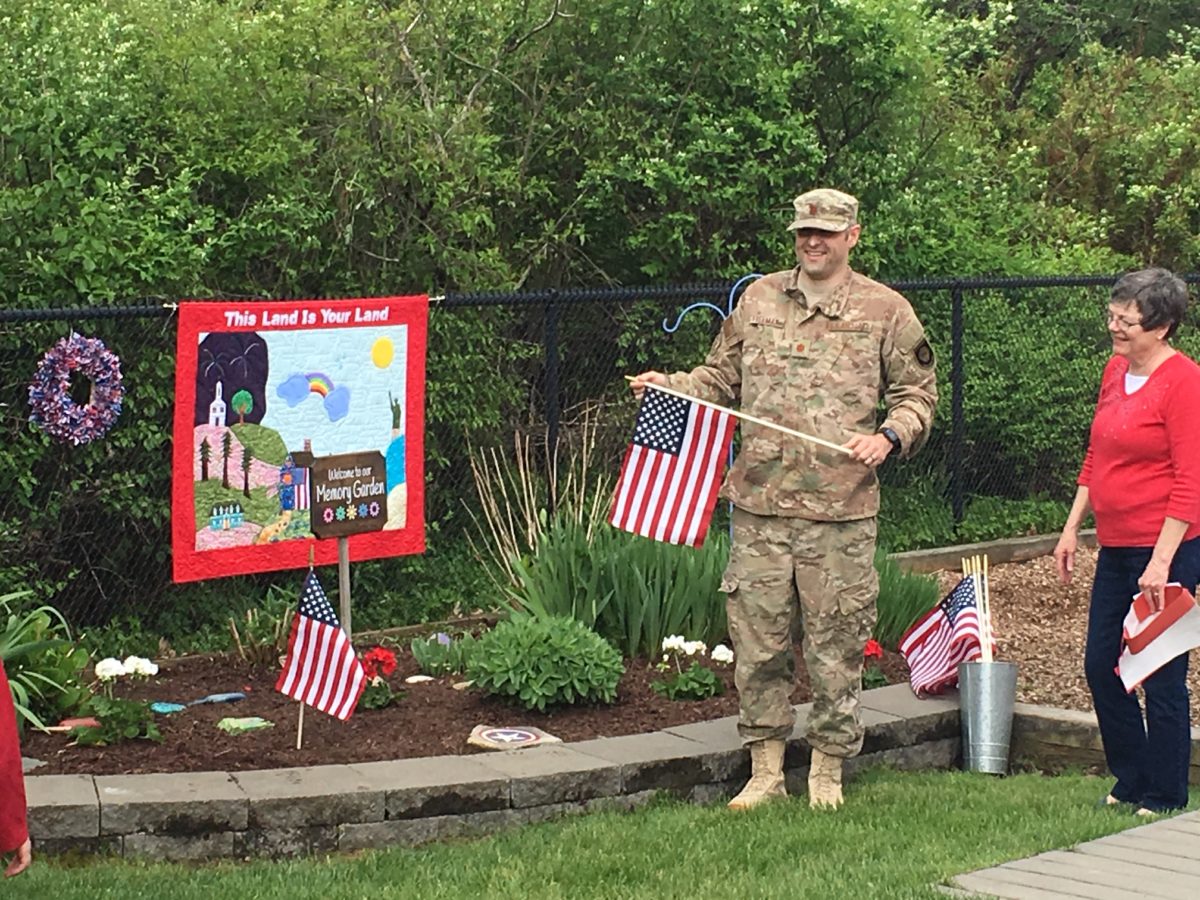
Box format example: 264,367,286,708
660,274,762,538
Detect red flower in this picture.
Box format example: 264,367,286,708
362,646,397,680
863,639,884,660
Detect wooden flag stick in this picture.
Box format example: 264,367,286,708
982,554,993,662
295,542,316,749
623,377,851,456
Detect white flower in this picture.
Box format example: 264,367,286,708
711,644,735,665
123,655,159,677
94,658,127,681
661,634,686,653
682,640,707,657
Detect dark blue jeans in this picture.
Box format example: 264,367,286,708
1084,537,1199,811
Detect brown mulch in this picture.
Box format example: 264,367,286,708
21,546,1200,775
20,643,910,776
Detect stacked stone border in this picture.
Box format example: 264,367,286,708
27,684,957,861
25,684,1200,862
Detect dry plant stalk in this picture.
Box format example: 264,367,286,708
466,404,613,591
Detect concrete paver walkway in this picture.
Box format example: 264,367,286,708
951,810,1200,898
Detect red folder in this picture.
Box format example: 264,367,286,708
1121,584,1197,655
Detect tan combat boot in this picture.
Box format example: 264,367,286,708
808,748,844,809
727,739,787,810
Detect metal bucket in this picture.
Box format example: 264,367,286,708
958,660,1019,775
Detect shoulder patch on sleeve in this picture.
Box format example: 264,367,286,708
914,339,934,368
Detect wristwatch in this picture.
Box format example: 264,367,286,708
878,427,901,457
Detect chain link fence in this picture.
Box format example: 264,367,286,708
3,274,1198,633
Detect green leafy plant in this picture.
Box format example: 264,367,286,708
357,645,402,710
228,585,294,667
359,678,398,710
651,635,732,701
72,695,162,746
599,532,730,659
0,590,90,731
653,663,722,701
467,616,624,711
410,631,476,676
862,638,889,689
502,516,729,660
873,551,941,649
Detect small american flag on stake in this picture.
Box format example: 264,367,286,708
899,575,984,696
609,386,737,547
275,571,365,720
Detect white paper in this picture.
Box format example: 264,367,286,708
1117,597,1200,692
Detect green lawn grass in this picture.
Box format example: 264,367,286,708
14,768,1193,900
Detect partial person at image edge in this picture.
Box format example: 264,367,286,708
1054,267,1200,817
1,658,32,876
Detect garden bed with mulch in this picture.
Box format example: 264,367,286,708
21,644,911,775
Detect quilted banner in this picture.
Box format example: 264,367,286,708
171,296,427,582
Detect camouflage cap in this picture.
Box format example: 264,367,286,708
787,188,859,232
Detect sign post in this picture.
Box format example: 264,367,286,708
307,450,388,639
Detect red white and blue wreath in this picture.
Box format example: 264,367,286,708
28,332,125,445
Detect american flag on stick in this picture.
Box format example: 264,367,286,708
275,571,365,720
899,575,984,696
609,386,737,547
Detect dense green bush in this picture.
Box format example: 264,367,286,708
467,615,624,711
3,0,1200,638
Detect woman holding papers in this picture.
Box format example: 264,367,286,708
0,659,32,877
1054,267,1200,816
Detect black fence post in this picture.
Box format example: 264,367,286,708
950,282,965,527
544,290,561,520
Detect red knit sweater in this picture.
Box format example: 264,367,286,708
0,660,29,854
1079,352,1200,547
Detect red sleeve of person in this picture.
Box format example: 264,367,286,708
0,660,30,860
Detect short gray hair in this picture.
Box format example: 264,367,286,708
1110,267,1189,339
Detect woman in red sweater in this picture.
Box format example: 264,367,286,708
1,659,32,876
1054,267,1200,815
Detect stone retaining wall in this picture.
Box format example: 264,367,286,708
29,686,1200,862
26,684,960,862
1011,702,1200,785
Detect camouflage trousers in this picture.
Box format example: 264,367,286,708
721,508,878,757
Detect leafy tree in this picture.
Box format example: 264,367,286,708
230,389,253,426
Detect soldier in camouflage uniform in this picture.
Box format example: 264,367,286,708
632,189,937,810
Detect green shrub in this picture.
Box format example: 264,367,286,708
409,631,476,676
873,551,940,650
598,531,729,660
503,517,729,659
957,496,1072,544
1,591,90,731
504,516,616,627
467,616,624,711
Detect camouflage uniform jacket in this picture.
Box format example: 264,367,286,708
667,267,937,521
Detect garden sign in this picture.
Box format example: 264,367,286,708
170,296,428,582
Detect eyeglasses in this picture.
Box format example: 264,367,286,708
1105,310,1143,330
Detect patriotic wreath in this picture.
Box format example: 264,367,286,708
28,332,125,445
